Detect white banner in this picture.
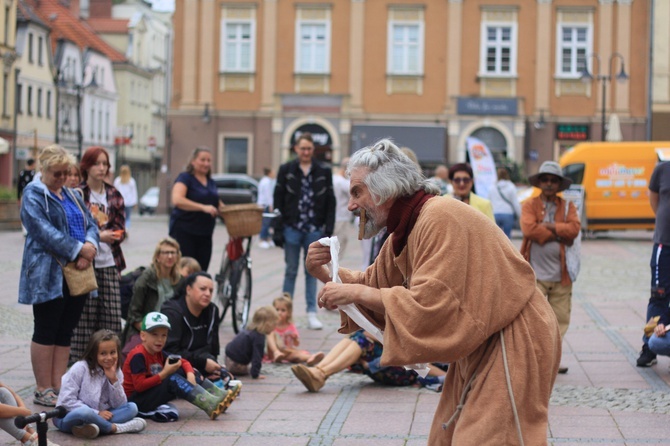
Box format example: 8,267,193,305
466,137,497,199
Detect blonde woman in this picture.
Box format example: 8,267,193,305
121,237,184,350
113,165,138,229
19,144,99,406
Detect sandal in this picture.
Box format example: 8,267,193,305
33,388,57,407
291,364,325,392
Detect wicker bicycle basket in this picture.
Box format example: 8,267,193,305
220,204,264,237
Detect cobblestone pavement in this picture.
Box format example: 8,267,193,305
0,216,667,445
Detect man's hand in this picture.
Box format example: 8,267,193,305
542,222,557,234
318,282,385,314
305,242,332,281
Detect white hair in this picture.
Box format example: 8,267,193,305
346,139,440,205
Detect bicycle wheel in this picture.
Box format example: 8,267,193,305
230,261,252,333
215,259,233,320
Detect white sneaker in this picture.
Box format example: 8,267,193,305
114,417,147,434
307,312,323,330
259,241,271,249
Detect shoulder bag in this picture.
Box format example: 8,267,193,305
497,184,518,219
563,201,581,282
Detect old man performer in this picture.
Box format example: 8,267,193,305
304,139,561,445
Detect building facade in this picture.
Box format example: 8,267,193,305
0,0,17,187
169,0,649,179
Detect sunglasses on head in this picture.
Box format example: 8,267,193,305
452,177,472,185
538,176,560,184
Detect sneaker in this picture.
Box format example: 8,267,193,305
23,432,60,446
636,344,657,367
114,417,147,434
259,241,271,249
72,423,100,439
307,312,323,330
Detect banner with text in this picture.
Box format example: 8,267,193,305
466,137,497,199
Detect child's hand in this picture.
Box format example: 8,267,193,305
99,410,113,421
186,372,196,386
160,359,182,378
103,364,118,384
289,333,300,347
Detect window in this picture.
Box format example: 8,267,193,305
2,74,7,117
28,34,33,63
16,83,22,114
221,20,255,72
4,7,9,45
27,86,32,115
557,25,591,77
37,88,42,117
295,21,330,73
480,24,517,76
224,138,249,173
387,21,424,75
563,163,585,185
46,90,51,118
38,36,43,65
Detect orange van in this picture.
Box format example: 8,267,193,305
559,141,670,232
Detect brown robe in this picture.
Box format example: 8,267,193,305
337,197,561,445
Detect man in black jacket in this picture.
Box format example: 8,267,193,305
273,132,336,329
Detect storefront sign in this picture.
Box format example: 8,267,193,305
556,124,589,141
457,98,517,116
290,123,332,147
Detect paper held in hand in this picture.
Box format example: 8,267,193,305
318,236,429,377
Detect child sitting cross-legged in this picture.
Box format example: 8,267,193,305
53,329,146,439
265,293,324,365
123,312,234,420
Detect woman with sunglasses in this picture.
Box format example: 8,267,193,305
19,144,100,407
447,163,495,221
121,237,184,353
69,147,127,366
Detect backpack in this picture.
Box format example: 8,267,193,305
120,266,146,319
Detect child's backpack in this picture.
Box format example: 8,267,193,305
120,266,146,319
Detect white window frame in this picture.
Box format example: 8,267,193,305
555,23,592,79
220,18,256,73
386,19,424,76
294,19,331,74
479,22,517,77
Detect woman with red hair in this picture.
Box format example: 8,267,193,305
70,147,127,364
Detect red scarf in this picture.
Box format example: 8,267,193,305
386,190,436,256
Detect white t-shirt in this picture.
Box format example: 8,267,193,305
333,173,351,222
113,177,138,207
89,189,116,268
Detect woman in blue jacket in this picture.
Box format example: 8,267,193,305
19,144,99,407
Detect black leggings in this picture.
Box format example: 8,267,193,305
32,284,87,346
169,226,213,271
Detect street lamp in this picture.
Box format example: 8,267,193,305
581,52,629,141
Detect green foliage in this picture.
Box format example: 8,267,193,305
0,186,16,200
499,158,528,185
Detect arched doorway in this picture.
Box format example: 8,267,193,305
470,127,507,163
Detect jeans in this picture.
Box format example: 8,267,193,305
125,206,133,229
644,243,670,346
54,403,138,434
494,213,515,238
649,333,670,356
260,206,271,240
283,226,324,313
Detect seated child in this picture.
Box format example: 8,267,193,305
123,312,234,420
0,381,57,446
54,329,146,439
179,257,202,277
266,293,324,365
225,306,279,379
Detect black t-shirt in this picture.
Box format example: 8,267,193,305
17,169,35,199
169,172,219,236
650,162,670,244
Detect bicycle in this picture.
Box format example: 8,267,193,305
216,207,276,333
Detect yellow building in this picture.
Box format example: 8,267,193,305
169,0,649,179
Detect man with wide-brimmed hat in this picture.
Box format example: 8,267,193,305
520,161,581,374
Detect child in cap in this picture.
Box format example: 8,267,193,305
122,312,233,420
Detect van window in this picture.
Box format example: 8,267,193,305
563,163,585,185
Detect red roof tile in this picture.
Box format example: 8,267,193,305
87,18,129,34
31,0,126,62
